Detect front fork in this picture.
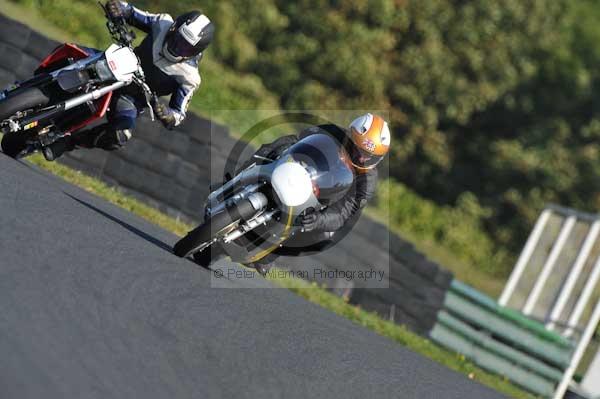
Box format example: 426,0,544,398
2,79,129,154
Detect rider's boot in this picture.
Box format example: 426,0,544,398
92,128,132,150
251,261,273,277
246,252,277,277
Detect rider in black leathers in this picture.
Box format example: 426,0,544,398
207,114,391,276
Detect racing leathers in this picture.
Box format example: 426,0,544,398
46,2,202,159
243,124,379,269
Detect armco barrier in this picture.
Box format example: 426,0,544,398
0,13,454,336
430,280,576,398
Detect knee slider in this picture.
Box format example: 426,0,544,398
115,129,132,146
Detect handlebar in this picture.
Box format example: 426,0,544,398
98,2,157,122
99,2,136,48
97,2,157,121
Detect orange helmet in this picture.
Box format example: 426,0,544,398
347,113,391,170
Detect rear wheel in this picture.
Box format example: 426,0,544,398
173,198,258,258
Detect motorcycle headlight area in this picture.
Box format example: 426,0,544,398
271,162,314,207
95,59,115,82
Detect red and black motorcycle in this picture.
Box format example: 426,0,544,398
0,4,154,160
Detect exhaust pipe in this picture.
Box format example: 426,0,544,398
223,210,279,244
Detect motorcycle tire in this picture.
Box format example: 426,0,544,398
1,131,30,158
192,247,218,268
173,198,258,258
0,87,49,121
1,88,49,158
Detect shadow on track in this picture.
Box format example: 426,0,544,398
64,193,174,255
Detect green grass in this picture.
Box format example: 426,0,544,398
24,151,534,399
366,179,510,297
0,0,70,42
366,206,506,297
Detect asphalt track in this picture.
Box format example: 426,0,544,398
0,153,505,398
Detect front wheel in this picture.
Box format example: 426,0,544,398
192,246,219,268
1,87,50,158
0,87,49,121
173,198,259,259
1,131,34,158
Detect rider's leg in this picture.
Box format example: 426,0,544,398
87,94,138,150
43,94,139,160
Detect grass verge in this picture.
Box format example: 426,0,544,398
26,154,192,236
24,152,533,399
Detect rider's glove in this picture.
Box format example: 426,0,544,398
106,0,124,19
151,96,177,130
300,212,321,232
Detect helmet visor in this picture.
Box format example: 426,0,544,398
348,144,383,168
167,34,198,58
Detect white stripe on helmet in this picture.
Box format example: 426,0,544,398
179,15,211,45
350,113,374,135
380,121,391,146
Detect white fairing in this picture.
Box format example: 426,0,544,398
271,162,313,207
104,44,140,82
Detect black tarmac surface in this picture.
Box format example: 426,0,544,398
0,154,505,398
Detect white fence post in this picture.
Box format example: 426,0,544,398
565,253,600,338
554,300,600,399
523,216,577,316
547,221,600,330
499,209,552,306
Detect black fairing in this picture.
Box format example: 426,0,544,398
57,69,91,93
282,133,355,206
